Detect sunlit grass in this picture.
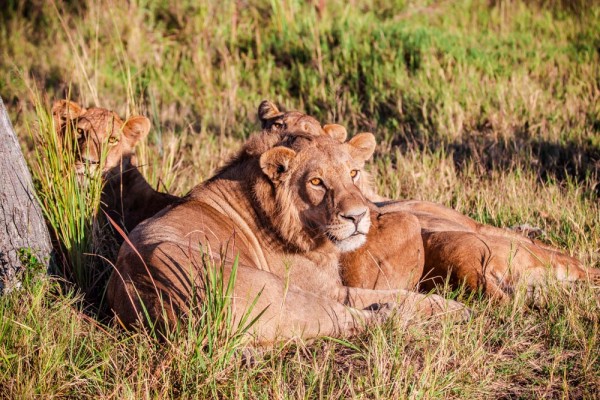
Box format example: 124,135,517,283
27,90,108,295
0,0,599,397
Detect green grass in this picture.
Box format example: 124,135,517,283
1,0,599,398
28,93,108,295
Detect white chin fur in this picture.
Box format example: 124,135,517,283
334,234,367,253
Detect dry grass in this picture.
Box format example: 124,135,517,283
1,0,599,398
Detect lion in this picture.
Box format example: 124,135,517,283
106,131,469,343
257,100,550,243
52,100,179,236
258,101,425,290
257,101,600,298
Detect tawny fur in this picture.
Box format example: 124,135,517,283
340,209,424,291
258,101,600,297
106,133,469,344
258,101,427,290
52,100,179,236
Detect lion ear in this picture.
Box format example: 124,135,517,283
323,124,347,143
260,147,297,183
52,100,85,134
258,100,283,126
347,132,376,162
123,116,151,145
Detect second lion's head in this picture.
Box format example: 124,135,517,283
52,100,151,177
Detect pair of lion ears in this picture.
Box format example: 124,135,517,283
258,100,369,142
51,99,151,142
259,132,376,182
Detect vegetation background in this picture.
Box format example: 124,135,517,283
1,0,599,398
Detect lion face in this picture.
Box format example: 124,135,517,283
52,100,150,176
259,132,376,252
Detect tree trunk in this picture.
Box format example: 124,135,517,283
0,96,52,293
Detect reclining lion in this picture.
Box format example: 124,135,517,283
106,131,468,343
258,101,425,290
55,99,597,304
52,100,179,236
258,101,600,299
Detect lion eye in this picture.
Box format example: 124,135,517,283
272,121,285,129
76,128,85,139
310,178,323,186
108,136,119,144
350,170,359,179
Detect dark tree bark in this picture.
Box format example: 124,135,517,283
0,96,52,292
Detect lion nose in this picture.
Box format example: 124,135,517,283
340,209,367,226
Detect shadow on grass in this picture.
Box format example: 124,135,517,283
449,137,599,193
389,130,599,196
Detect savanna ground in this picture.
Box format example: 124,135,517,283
1,0,600,398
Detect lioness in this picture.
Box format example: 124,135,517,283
107,132,468,343
52,100,179,235
258,101,600,298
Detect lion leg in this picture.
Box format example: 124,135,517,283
340,210,424,290
333,286,471,321
108,241,391,344
420,231,595,299
225,268,391,343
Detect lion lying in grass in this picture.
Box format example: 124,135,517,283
50,102,449,341
106,131,468,343
52,100,179,236
258,101,600,300
54,99,598,305
258,101,425,290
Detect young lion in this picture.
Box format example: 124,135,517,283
258,101,425,290
52,100,179,237
257,101,600,299
107,132,469,343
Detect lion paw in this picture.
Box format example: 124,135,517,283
424,295,473,322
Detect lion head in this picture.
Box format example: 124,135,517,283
254,132,377,252
52,100,151,176
258,100,348,142
257,100,384,202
